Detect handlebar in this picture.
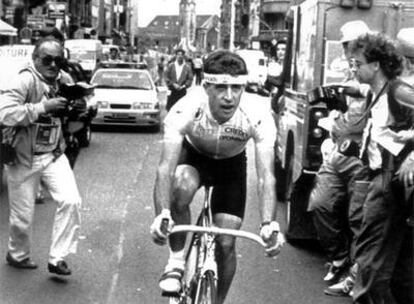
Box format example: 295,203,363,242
170,225,267,247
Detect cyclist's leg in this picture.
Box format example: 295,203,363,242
169,164,201,252
213,213,242,304
160,164,200,293
210,152,247,304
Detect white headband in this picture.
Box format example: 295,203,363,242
203,73,247,85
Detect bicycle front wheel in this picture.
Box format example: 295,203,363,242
193,270,217,304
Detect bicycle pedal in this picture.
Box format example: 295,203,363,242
161,291,181,298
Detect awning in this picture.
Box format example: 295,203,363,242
0,19,17,36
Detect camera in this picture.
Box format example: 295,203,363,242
307,86,348,112
56,82,95,120
57,82,95,101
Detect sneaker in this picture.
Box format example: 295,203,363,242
159,268,184,293
323,259,350,284
324,275,354,297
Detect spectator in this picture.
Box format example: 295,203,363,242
137,52,148,69
164,48,193,111
389,27,414,304
193,53,204,85
157,56,165,86
349,32,413,304
307,20,371,297
108,47,121,62
0,38,82,276
265,40,287,96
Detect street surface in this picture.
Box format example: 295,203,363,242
0,88,351,304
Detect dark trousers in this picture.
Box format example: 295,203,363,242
194,69,203,85
309,150,368,262
166,88,186,112
353,171,409,304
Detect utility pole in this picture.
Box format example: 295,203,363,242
229,0,236,50
115,0,120,31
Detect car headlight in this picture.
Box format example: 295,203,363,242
97,101,109,109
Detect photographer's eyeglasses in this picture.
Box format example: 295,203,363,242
39,55,64,67
350,59,374,70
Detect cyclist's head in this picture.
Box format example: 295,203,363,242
202,50,248,124
203,50,248,76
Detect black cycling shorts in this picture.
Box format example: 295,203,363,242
178,140,247,219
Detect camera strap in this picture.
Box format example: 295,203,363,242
352,81,388,126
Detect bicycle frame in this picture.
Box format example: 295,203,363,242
167,186,265,304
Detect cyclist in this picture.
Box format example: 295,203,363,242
150,50,283,304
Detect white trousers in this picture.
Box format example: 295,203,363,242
6,153,81,264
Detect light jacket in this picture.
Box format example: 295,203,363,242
0,65,72,168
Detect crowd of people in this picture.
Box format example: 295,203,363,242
307,21,414,304
0,19,413,304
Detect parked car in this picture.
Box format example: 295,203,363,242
89,68,161,130
235,49,268,93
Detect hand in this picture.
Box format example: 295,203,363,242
150,209,174,246
43,97,68,114
260,221,285,257
395,130,414,143
396,154,414,187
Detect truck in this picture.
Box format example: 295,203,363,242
64,39,103,81
273,0,414,240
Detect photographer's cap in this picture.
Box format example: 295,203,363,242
397,27,414,58
340,20,370,43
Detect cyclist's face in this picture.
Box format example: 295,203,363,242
204,82,244,123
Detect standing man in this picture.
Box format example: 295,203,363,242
307,20,371,297
0,38,81,276
192,53,204,85
349,33,413,304
164,48,193,111
150,50,283,304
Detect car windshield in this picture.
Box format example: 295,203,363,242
91,70,153,90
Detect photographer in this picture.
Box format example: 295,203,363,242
0,38,81,276
307,21,371,297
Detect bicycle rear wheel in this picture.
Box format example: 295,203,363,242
193,270,217,304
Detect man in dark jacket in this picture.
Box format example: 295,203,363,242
164,49,193,111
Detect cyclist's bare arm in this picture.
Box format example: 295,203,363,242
154,137,184,215
254,144,277,224
151,137,184,245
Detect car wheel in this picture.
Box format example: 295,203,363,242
77,125,91,148
151,124,161,133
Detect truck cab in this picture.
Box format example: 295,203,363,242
274,0,414,240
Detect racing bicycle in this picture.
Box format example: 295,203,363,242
163,186,267,304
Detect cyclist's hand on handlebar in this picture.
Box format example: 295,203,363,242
150,209,175,246
260,221,285,257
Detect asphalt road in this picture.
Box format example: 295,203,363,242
0,89,352,304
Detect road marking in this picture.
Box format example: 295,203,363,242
106,144,150,304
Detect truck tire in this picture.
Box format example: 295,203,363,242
285,174,317,241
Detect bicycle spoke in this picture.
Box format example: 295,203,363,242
193,271,217,304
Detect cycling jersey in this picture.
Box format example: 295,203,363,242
163,88,277,159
